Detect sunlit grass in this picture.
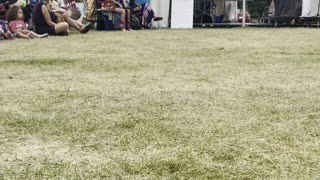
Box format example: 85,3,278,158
0,28,320,179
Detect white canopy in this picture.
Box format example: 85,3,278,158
301,0,320,17
171,0,194,28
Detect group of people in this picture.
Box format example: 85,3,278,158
83,0,162,31
0,0,162,40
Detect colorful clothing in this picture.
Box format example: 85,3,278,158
0,20,7,32
83,0,96,21
140,2,154,27
8,20,25,32
0,26,4,34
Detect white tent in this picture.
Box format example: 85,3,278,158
171,0,194,28
301,0,320,17
224,1,238,22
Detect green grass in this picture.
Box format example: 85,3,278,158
0,28,320,179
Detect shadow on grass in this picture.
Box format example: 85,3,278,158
0,59,76,66
81,63,150,73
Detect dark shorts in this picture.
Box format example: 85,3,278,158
35,26,56,35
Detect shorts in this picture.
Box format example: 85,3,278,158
35,26,56,35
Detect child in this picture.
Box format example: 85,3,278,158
6,6,48,39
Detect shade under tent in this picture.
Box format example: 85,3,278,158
136,0,250,28
274,0,300,17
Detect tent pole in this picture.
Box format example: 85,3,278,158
318,0,320,28
236,1,238,22
242,0,246,27
318,0,320,16
169,0,172,28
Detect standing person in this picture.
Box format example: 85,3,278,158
6,5,48,38
33,0,91,35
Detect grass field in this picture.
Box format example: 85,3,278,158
0,28,320,179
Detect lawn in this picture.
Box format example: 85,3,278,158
0,28,320,179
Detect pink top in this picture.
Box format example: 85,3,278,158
8,20,25,32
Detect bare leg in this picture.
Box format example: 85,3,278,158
141,15,145,28
55,12,65,23
126,9,131,30
15,32,29,39
54,22,69,34
75,20,85,29
62,12,85,32
115,8,126,31
1,31,9,39
28,31,49,38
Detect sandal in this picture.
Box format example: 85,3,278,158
154,17,163,21
81,24,92,34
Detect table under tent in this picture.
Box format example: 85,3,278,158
193,0,250,27
259,0,320,27
258,0,303,26
193,0,320,27
193,0,266,27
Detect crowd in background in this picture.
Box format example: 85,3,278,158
0,0,162,40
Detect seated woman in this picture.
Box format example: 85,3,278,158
130,0,162,28
33,0,91,35
101,0,131,31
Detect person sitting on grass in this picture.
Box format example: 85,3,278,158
33,0,91,36
0,19,15,40
6,5,48,38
